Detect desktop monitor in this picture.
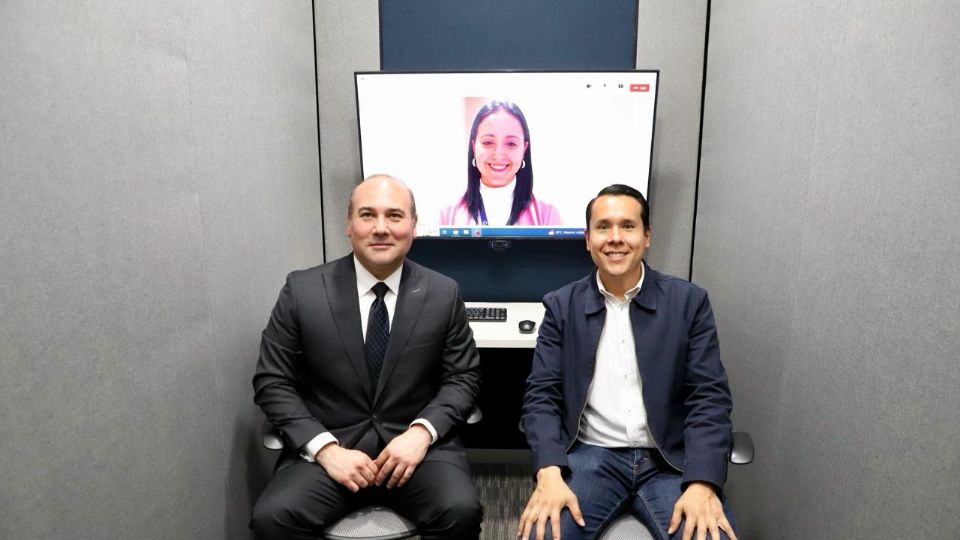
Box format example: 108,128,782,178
355,70,659,300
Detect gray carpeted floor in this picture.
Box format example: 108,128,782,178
474,463,533,539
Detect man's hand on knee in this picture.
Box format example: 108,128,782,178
316,443,379,493
517,466,585,540
668,481,737,540
374,425,431,488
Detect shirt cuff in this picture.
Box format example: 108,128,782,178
301,432,338,462
410,419,438,444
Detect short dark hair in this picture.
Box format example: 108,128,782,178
585,184,650,231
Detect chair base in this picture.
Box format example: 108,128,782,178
321,505,418,540
597,513,656,540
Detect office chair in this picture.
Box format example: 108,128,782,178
260,408,483,540
596,431,754,540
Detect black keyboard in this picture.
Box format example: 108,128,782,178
465,307,507,322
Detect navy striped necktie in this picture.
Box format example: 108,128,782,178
364,282,390,389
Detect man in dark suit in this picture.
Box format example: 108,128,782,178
518,184,738,540
250,175,482,540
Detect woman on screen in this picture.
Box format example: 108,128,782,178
440,100,562,226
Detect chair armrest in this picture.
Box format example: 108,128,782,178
730,431,754,465
261,419,283,451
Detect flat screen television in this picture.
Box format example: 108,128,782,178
354,70,659,300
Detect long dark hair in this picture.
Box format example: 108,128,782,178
463,101,534,225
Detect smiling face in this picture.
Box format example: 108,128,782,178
346,176,417,280
585,194,651,297
471,110,529,188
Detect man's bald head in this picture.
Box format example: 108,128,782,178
347,174,418,223
346,174,418,280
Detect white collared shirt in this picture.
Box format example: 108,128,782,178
301,257,437,462
354,256,402,338
577,270,655,448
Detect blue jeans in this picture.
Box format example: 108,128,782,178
539,442,738,540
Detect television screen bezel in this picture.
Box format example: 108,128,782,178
353,69,660,240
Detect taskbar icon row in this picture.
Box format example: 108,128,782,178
436,227,583,238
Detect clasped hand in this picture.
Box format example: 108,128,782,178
315,425,432,492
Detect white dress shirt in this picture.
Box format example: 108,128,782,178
355,257,402,339
301,257,437,462
577,270,655,448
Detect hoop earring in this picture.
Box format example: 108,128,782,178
472,158,477,168
521,160,526,169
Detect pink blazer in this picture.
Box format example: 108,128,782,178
439,196,562,226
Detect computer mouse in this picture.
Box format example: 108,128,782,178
518,320,536,334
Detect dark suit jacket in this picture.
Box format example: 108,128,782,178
253,255,481,469
521,262,733,489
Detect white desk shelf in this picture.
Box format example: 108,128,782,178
465,302,545,349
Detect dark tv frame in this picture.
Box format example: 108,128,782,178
354,69,659,302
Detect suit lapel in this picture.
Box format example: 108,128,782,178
323,257,373,402
375,262,426,401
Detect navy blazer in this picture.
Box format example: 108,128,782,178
521,262,733,489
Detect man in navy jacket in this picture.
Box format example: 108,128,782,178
519,184,738,540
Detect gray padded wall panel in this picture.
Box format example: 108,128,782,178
316,0,380,261
0,2,321,538
695,2,960,538
635,1,707,277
